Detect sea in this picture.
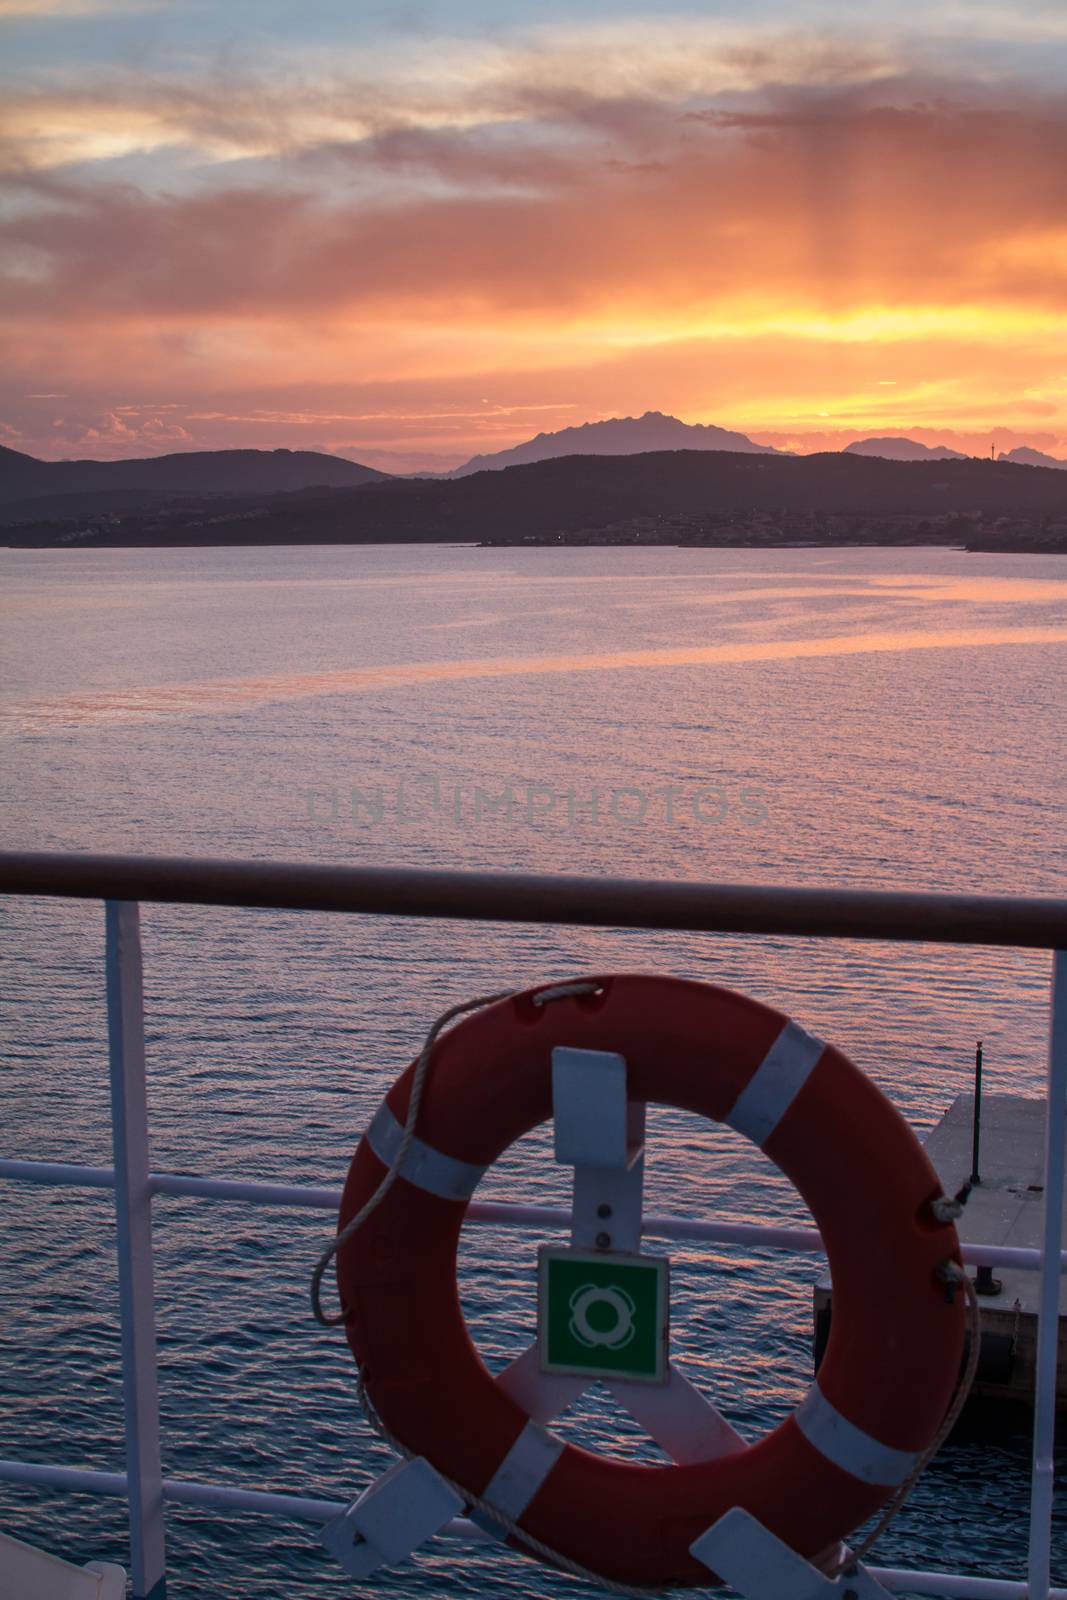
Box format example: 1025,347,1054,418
1,543,1065,1598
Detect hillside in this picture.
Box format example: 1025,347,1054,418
0,445,387,514
6,448,1067,551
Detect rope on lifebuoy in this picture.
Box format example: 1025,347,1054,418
310,986,516,1328
831,1264,980,1579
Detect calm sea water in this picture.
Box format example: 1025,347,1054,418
1,544,1065,1597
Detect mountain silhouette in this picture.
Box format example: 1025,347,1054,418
449,411,784,476
998,445,1067,470
843,437,969,462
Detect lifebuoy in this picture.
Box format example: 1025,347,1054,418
336,975,965,1588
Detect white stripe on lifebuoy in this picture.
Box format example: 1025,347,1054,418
366,1101,486,1200
471,1420,565,1535
724,1020,825,1146
793,1385,920,1487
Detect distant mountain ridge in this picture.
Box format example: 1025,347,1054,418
5,425,1066,526
843,437,969,462
998,445,1067,470
0,445,387,510
449,411,785,475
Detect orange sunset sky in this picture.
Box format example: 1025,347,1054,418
1,0,1065,473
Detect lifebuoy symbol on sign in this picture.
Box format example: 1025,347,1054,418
569,1283,637,1350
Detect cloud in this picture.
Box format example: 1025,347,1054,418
0,18,905,164
1,14,1066,466
22,405,193,456
0,7,1053,175
3,83,1066,325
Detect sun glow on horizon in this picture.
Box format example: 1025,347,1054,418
1,2,1065,468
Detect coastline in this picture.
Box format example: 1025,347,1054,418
4,450,1067,554
4,535,1066,554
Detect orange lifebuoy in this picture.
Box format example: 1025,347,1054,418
336,975,964,1588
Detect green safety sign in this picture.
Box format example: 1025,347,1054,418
538,1247,669,1384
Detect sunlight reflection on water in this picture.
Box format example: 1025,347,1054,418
5,625,1067,735
1,545,1065,1598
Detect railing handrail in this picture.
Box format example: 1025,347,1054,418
1,856,1063,1600
2,849,1067,947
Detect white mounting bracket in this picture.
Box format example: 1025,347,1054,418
327,1045,748,1583
321,1457,464,1579
551,1045,645,1252
691,1508,895,1600
0,1532,126,1600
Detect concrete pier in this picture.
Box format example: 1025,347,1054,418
814,1094,1067,1408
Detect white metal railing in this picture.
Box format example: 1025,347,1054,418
0,855,1064,1600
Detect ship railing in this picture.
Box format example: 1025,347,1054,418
0,851,1063,1600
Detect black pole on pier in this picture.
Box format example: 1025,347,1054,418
970,1040,983,1186
969,1038,1003,1294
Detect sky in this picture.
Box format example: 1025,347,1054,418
1,0,1065,472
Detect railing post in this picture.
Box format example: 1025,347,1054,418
1028,949,1066,1600
106,900,167,1600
